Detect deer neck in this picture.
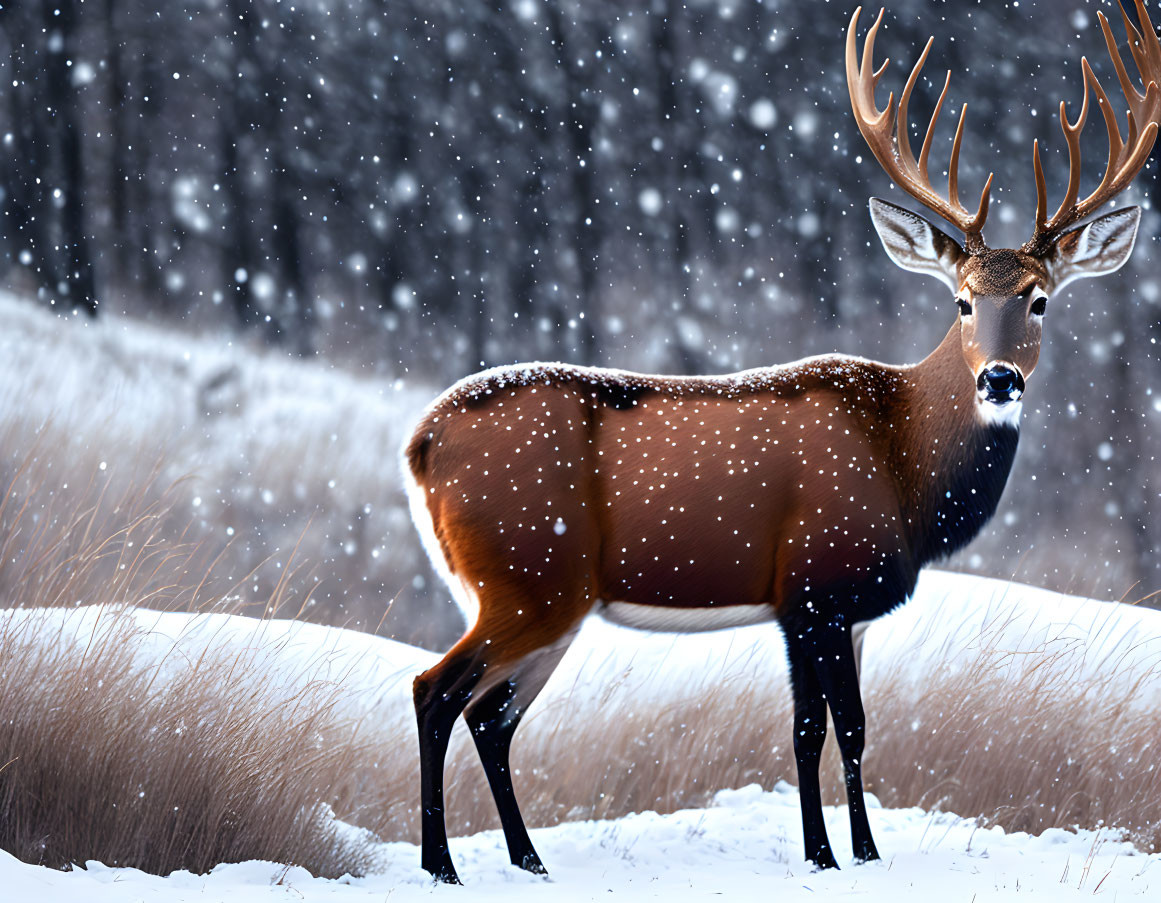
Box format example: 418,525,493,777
894,321,1020,566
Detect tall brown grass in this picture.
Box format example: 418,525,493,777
0,607,383,876
10,588,1160,877
864,613,1161,850
0,460,393,876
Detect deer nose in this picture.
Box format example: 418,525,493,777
977,364,1025,404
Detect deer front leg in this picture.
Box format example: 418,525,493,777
784,630,839,870
806,617,880,863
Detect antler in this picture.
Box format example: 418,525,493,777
1023,0,1161,254
846,6,994,253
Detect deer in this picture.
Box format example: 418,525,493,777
402,1,1161,882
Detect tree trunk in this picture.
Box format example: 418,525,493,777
45,0,98,315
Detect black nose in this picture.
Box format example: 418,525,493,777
977,364,1025,403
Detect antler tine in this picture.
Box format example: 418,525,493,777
1050,67,1092,228
846,7,890,127
1024,0,1161,253
1032,138,1048,233
1089,58,1127,176
1120,1,1161,104
947,101,994,233
918,72,951,181
1107,8,1147,117
863,7,888,88
846,6,992,250
897,37,935,170
948,102,968,210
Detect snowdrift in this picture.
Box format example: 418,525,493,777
11,569,1148,720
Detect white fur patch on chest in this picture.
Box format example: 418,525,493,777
598,601,777,633
975,399,1022,429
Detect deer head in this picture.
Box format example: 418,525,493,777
847,2,1160,416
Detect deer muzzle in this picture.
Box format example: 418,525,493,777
976,363,1025,405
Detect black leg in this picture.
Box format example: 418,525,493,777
808,622,880,864
413,656,482,884
784,631,839,870
464,679,547,875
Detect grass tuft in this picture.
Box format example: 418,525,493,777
0,604,385,876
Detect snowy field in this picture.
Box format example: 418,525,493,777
1,787,1156,902
0,570,1158,900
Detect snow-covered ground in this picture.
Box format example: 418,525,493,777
0,570,1159,899
2,782,1156,901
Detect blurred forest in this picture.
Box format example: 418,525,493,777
1,0,1160,621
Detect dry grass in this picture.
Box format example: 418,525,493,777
0,462,393,876
0,455,213,614
10,572,1160,877
864,619,1161,850
0,608,381,876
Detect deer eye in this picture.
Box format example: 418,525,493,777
1030,292,1048,316
956,297,973,317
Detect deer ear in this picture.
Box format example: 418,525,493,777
1046,206,1140,294
869,198,965,294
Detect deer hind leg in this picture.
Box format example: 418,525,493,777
414,573,592,884
463,633,577,875
413,637,487,884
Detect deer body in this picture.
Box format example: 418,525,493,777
405,1,1161,883
408,328,1015,636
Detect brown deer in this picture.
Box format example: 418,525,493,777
403,1,1161,882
